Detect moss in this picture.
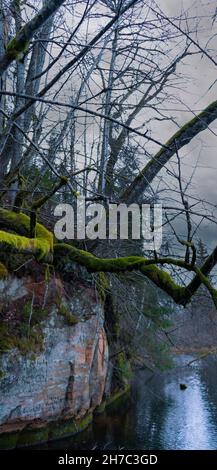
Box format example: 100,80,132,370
0,208,31,235
57,301,79,325
0,210,210,307
94,401,106,415
54,244,144,272
6,36,29,61
0,302,49,358
29,353,37,361
106,384,131,408
0,262,8,279
0,326,43,356
54,244,186,304
116,351,132,382
13,189,27,213
141,265,185,303
48,413,93,441
12,331,44,355
22,301,49,323
0,432,19,450
0,392,134,448
0,208,53,261
0,230,51,261
0,414,93,449
0,209,211,307
96,272,109,302
122,99,217,201
95,385,131,416
0,324,14,353
17,427,49,447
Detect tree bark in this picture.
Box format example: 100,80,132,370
122,99,217,203
0,0,66,77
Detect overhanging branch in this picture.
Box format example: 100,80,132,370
122,99,217,203
0,209,217,308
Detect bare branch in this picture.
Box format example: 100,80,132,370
0,0,67,76
122,99,217,203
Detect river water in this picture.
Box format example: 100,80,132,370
47,355,217,450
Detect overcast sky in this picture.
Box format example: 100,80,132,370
37,0,217,250
152,0,217,248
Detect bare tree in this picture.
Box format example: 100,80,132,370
0,0,217,317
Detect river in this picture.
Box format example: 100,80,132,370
44,354,217,450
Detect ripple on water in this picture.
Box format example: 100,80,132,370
41,354,217,450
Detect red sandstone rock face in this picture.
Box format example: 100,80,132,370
0,277,109,434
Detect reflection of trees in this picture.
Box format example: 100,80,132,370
90,397,132,449
47,359,217,450
92,381,171,449
129,372,172,449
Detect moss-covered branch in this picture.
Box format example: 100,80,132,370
0,0,66,76
0,208,217,307
53,243,217,307
122,99,217,203
0,208,53,261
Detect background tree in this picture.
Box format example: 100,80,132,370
1,1,217,367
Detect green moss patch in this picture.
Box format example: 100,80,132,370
96,272,109,302
114,351,133,387
0,262,8,280
17,426,49,448
0,388,131,449
0,300,50,358
55,297,79,325
0,413,93,449
6,36,29,61
0,208,53,261
0,431,19,450
49,413,93,441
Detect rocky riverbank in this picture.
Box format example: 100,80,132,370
0,272,130,449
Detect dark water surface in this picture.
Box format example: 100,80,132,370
46,355,217,450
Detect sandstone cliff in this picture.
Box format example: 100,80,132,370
0,273,123,448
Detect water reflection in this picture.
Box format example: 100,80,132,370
161,368,213,449
46,355,217,450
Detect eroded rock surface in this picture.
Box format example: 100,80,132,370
0,276,109,440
